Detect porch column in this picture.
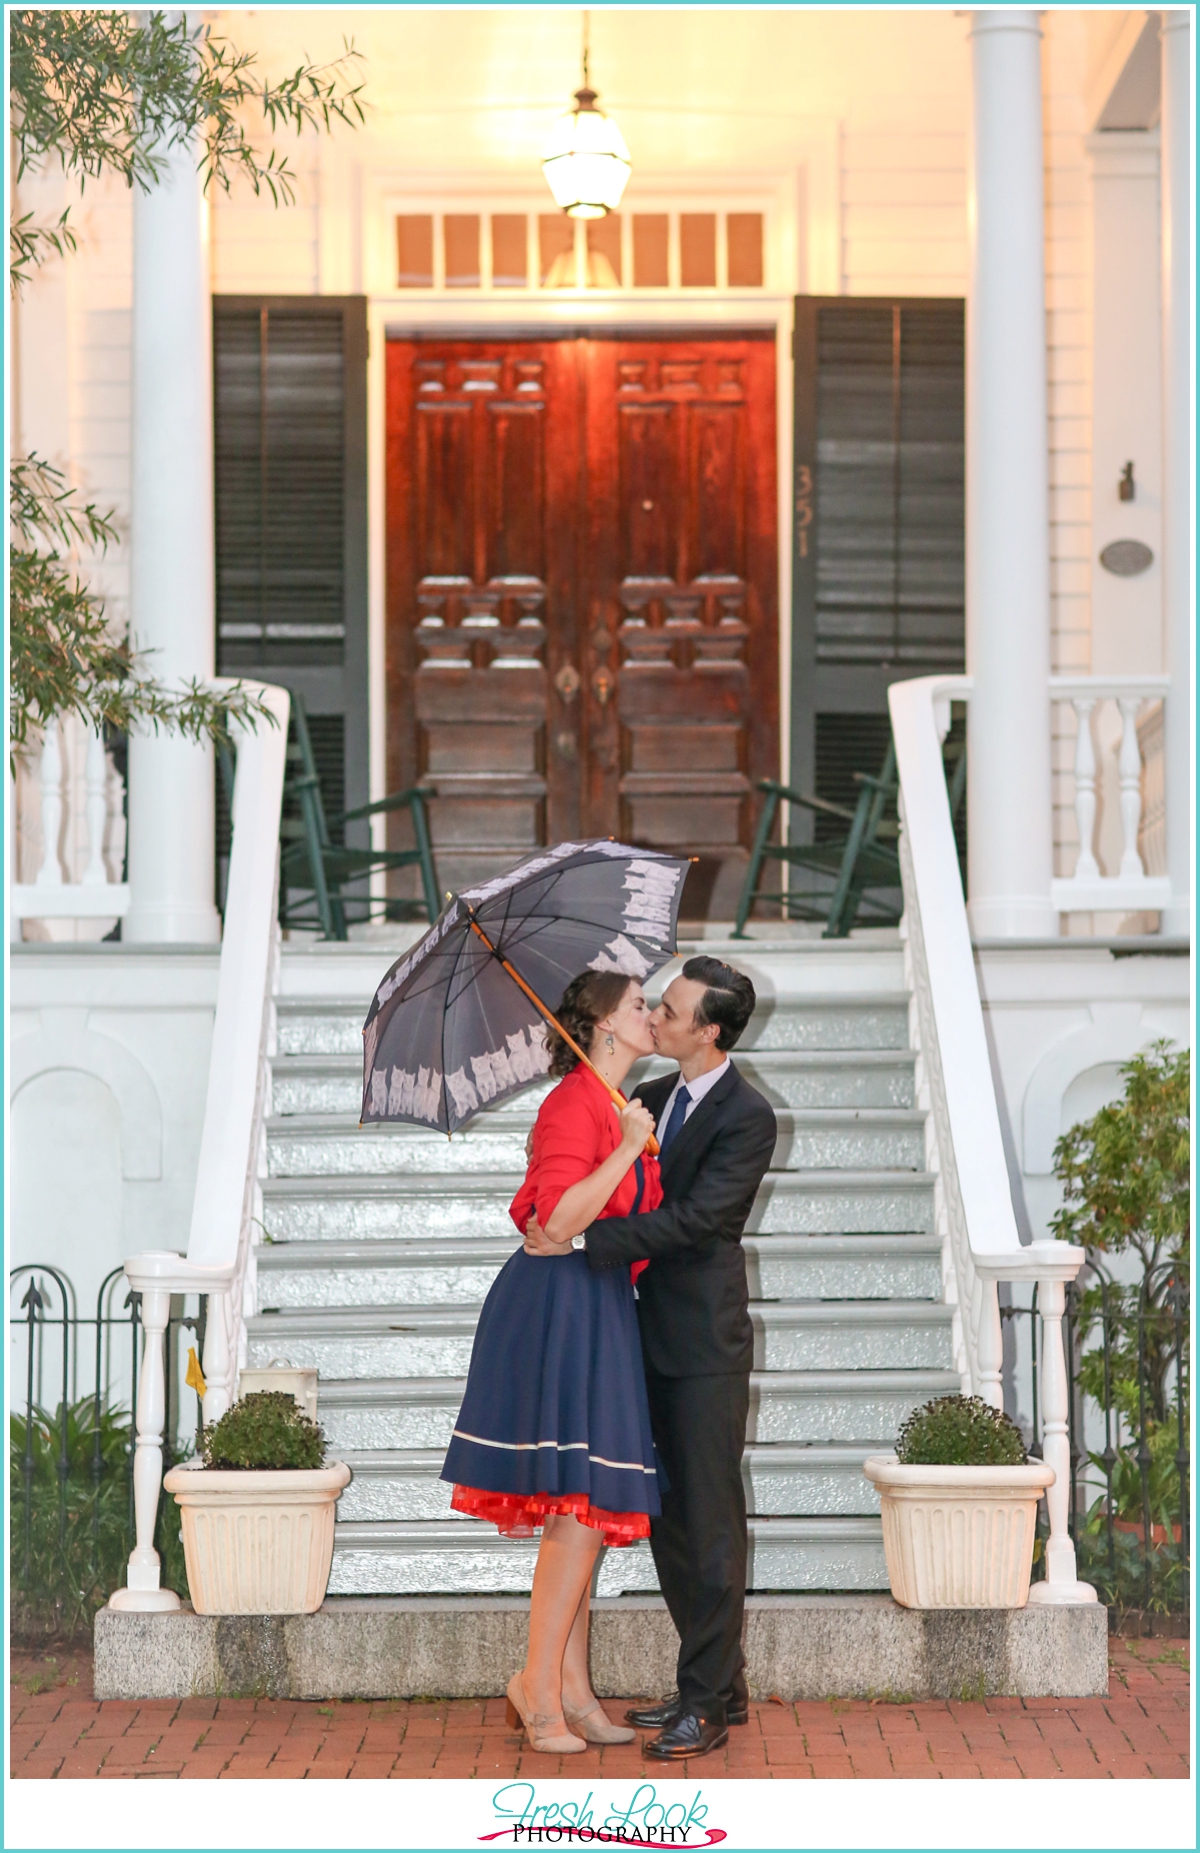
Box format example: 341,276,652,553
1160,12,1191,935
964,11,1057,938
123,131,221,944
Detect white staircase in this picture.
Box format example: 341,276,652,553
249,931,959,1598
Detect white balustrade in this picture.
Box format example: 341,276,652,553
1049,676,1172,916
110,680,289,1612
889,674,1096,1606
11,717,131,931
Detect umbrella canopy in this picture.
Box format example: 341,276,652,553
361,839,690,1133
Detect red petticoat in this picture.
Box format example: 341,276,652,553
450,1484,651,1547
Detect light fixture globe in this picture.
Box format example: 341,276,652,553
542,85,631,219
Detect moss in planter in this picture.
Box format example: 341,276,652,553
896,1394,1028,1467
203,1391,326,1471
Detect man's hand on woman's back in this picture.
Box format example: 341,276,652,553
524,1212,568,1257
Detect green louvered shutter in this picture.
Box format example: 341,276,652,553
213,296,367,896
790,297,965,837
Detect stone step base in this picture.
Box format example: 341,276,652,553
93,1594,1109,1702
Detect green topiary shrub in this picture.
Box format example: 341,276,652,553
203,1391,325,1471
896,1394,1028,1466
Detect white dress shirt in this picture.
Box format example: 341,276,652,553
655,1055,731,1141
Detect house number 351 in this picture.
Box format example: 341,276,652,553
795,464,814,557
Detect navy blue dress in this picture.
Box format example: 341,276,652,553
441,1066,662,1544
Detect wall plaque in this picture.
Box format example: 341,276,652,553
1099,539,1154,577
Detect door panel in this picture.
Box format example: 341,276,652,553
387,340,582,893
386,331,777,916
589,335,778,919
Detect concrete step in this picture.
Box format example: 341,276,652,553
275,993,912,1060
336,1443,882,1524
94,1594,1111,1703
264,1108,927,1179
246,1298,954,1378
255,1233,943,1310
326,1515,890,1596
271,1048,917,1118
259,1168,935,1244
314,1368,962,1452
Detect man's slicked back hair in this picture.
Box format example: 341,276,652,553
680,956,756,1052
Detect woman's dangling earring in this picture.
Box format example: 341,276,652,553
605,1033,615,1054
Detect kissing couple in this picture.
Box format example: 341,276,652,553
441,955,777,1759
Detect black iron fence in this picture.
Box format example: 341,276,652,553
9,1265,202,1641
1004,1262,1190,1626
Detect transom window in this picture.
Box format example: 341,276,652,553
393,204,768,293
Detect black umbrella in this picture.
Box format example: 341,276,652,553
361,839,691,1138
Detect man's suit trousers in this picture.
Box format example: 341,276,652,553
645,1368,750,1713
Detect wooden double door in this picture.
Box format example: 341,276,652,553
386,331,778,919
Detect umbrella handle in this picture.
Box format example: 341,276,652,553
467,917,661,1158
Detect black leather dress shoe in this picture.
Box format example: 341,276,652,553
643,1708,728,1761
625,1687,748,1729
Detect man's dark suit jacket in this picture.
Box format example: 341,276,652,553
583,1063,777,1377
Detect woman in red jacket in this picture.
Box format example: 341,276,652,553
442,969,661,1754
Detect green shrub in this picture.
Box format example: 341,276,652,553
203,1391,325,1471
896,1394,1028,1466
1052,1042,1189,1432
9,1398,185,1643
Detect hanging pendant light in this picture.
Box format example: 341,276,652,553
542,12,631,220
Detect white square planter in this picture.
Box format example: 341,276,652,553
164,1462,351,1615
862,1455,1055,1609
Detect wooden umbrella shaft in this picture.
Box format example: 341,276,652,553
467,916,660,1157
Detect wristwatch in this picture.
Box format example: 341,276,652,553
571,1234,586,1251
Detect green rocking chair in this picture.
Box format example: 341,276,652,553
733,737,966,940
276,695,441,940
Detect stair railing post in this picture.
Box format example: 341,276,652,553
1025,1263,1097,1606
108,1277,181,1612
976,1273,1004,1409
200,1288,234,1427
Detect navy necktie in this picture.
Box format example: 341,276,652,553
658,1084,692,1158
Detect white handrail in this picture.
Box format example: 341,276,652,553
888,674,1096,1607
110,680,290,1613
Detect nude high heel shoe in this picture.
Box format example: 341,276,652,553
505,1674,587,1754
563,1699,636,1745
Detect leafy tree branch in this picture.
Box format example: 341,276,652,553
9,11,363,750
11,10,364,244
10,456,274,758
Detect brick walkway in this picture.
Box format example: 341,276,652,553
9,1637,1189,1780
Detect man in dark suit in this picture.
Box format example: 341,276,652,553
524,955,777,1760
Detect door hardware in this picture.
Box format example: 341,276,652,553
592,669,613,707
554,663,581,701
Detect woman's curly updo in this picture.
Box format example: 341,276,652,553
546,970,634,1078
